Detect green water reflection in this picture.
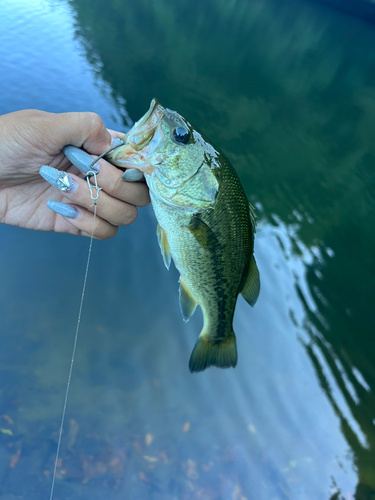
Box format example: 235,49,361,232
1,0,375,497
69,0,375,488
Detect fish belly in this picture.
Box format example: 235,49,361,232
151,194,239,335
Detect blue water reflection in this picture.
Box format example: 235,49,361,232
0,207,358,499
1,0,375,498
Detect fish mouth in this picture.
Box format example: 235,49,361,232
105,98,165,172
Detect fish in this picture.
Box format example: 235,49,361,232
105,99,260,372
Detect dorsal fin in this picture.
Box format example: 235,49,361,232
156,224,171,269
179,277,198,322
241,255,260,307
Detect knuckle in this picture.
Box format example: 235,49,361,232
122,206,138,225
115,180,150,208
104,225,119,239
76,112,106,146
94,217,114,239
137,187,151,207
87,112,105,137
112,175,125,195
20,109,47,119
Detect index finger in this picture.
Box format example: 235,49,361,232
54,112,113,156
92,157,150,207
63,144,150,207
107,128,128,141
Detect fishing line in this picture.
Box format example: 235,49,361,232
49,169,101,500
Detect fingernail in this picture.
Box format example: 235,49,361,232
63,145,99,174
121,169,144,182
111,137,124,148
39,165,78,192
47,200,80,219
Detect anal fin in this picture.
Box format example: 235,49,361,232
179,277,198,322
241,255,260,307
156,224,171,269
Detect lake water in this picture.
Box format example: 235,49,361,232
0,0,375,498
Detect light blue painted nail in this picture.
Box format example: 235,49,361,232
47,200,79,218
111,137,124,148
63,145,99,174
121,169,144,182
39,165,77,192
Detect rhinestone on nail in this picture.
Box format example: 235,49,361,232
56,171,73,191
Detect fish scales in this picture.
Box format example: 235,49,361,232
106,99,260,372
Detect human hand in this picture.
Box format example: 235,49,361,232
0,109,150,238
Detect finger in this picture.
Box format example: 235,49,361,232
63,146,150,206
121,169,144,182
63,144,143,182
47,201,118,240
63,143,145,183
61,173,139,226
92,159,150,206
54,112,113,155
63,144,145,182
67,207,119,240
40,165,139,226
107,128,128,141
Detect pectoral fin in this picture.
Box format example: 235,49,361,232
241,255,260,307
156,224,171,270
186,215,219,250
179,277,198,322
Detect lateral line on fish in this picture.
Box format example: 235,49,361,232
49,171,101,500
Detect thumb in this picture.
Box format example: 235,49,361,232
55,112,113,156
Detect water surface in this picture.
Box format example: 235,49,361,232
0,0,375,498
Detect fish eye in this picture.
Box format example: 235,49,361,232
172,126,190,145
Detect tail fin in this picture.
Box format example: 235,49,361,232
189,333,237,373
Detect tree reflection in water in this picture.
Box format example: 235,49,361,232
67,0,375,494
0,0,375,497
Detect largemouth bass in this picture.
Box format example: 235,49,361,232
106,99,260,372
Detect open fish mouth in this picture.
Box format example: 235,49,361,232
106,98,165,172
